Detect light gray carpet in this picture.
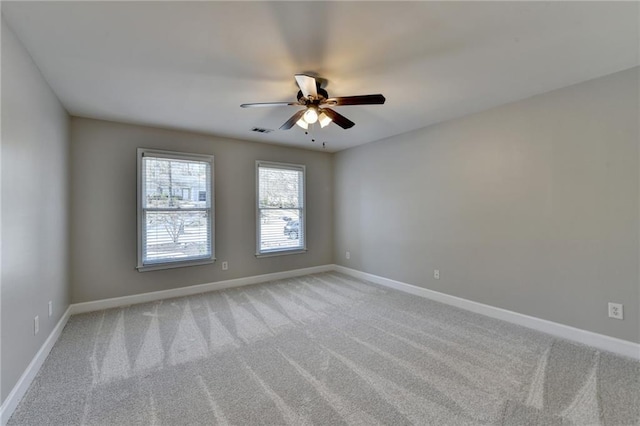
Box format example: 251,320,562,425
9,272,639,425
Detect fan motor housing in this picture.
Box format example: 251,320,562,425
297,87,329,103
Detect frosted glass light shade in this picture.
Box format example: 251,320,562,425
295,117,309,129
318,111,332,128
303,108,318,124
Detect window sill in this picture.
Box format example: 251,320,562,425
255,249,307,259
137,258,215,272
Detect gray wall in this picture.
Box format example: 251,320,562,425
1,19,70,402
70,118,333,303
334,68,639,343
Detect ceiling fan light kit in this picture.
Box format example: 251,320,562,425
241,74,385,134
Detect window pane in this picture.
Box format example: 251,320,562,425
259,209,303,252
143,157,209,209
256,162,305,256
138,149,214,270
258,167,303,209
144,211,210,263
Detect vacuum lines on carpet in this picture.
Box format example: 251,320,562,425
9,272,639,425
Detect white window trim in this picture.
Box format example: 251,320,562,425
255,160,307,257
137,148,215,272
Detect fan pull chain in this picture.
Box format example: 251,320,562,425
306,123,317,143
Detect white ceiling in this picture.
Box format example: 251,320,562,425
2,2,638,152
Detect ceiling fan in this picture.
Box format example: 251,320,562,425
241,74,385,130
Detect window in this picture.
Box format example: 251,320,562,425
137,149,214,271
256,161,306,256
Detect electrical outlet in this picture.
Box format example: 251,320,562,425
345,251,350,260
34,316,39,335
608,303,623,320
434,269,440,280
221,261,228,271
48,301,53,317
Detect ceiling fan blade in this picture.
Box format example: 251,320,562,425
279,110,306,130
321,108,355,129
295,74,318,99
240,102,300,108
324,94,386,106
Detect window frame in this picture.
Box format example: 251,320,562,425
255,160,307,257
137,148,215,272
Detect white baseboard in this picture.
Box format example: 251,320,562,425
334,265,640,360
0,306,72,426
70,264,334,315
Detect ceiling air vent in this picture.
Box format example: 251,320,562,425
251,127,274,134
